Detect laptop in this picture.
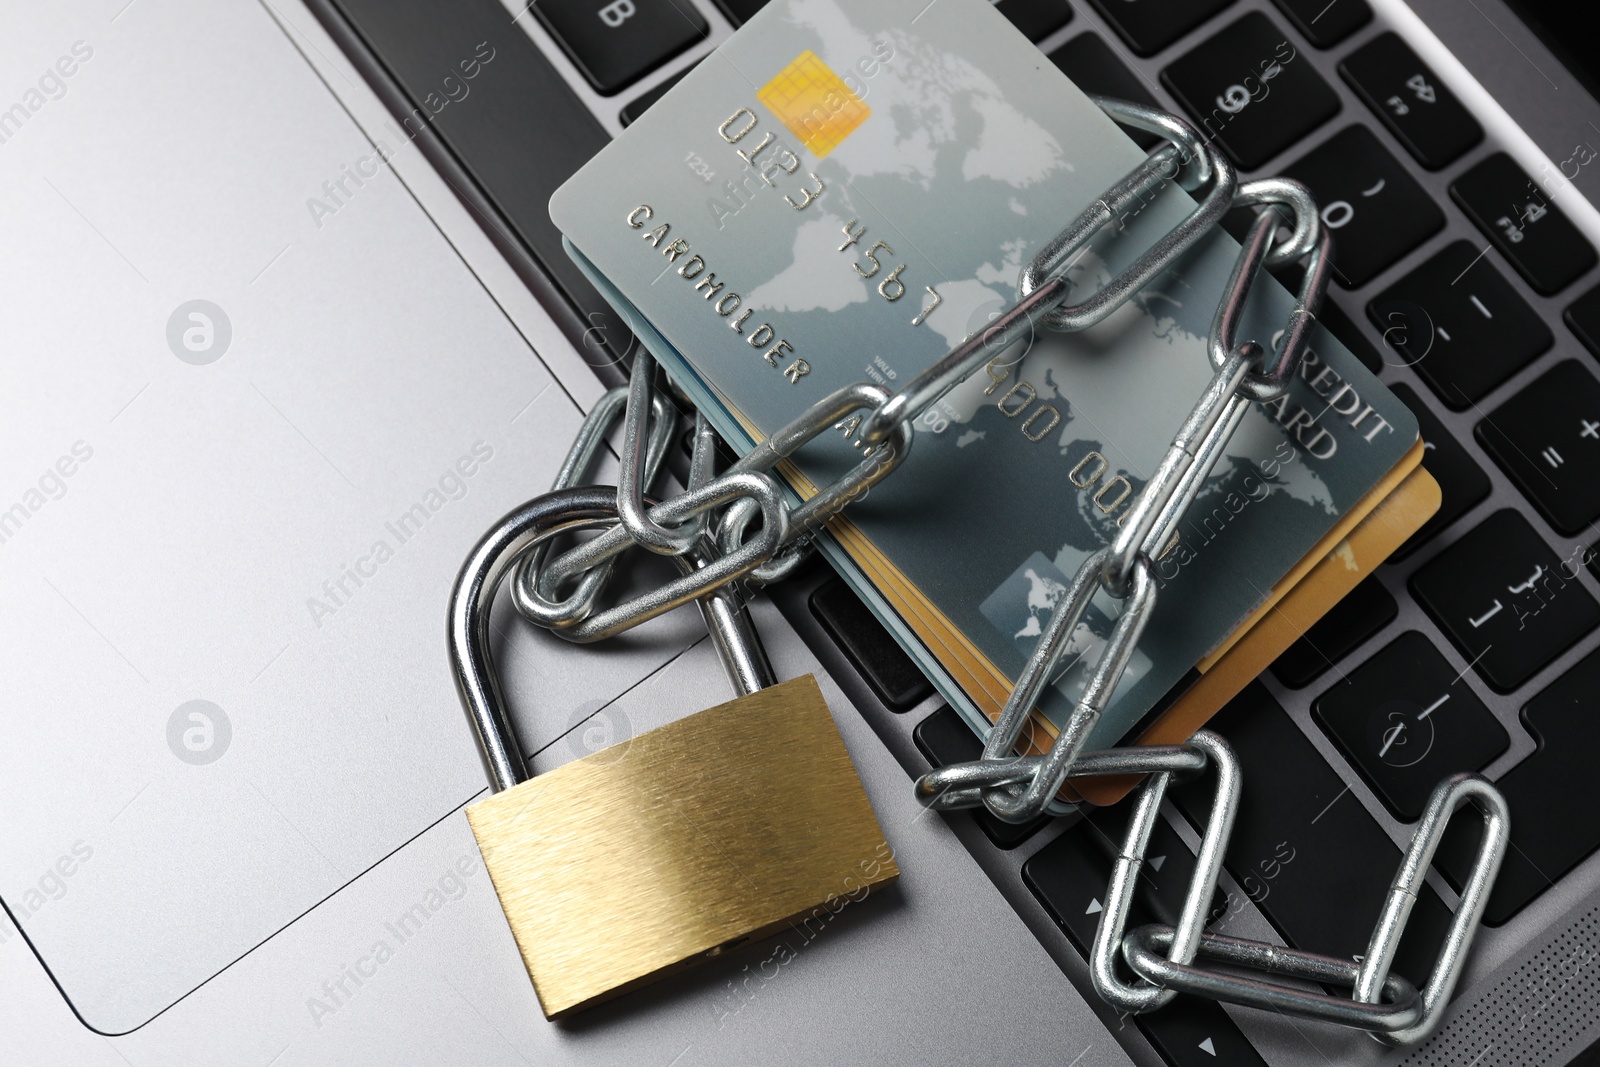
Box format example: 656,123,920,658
2,0,1598,1062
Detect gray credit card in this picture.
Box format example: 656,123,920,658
550,0,1417,747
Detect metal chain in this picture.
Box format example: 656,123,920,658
501,98,1509,1046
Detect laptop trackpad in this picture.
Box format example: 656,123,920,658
0,0,695,1032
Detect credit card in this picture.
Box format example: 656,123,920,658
550,0,1419,749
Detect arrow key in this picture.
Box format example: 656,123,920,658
1138,996,1270,1066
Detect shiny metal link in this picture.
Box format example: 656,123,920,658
1123,925,1425,1033
729,381,913,544
509,385,676,626
917,743,1207,806
859,100,1235,448
715,381,913,586
1120,773,1509,1043
617,349,700,555
717,496,813,587
1209,186,1332,401
540,471,788,642
983,553,1158,824
1231,176,1320,265
1091,731,1239,1014
1017,129,1237,333
491,95,1509,1045
1353,774,1510,1046
1102,348,1253,597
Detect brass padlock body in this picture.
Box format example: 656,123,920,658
466,674,898,1018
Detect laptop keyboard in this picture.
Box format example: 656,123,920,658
1411,508,1600,691
1370,240,1553,406
316,0,1600,1060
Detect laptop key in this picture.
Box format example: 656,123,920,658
811,578,934,712
995,0,1074,42
1086,0,1233,57
913,706,1047,848
1410,509,1600,693
1049,34,1161,150
1476,360,1600,535
1452,153,1598,295
1270,0,1370,48
1566,283,1600,359
1280,125,1444,288
1313,631,1510,822
1161,13,1341,170
1139,998,1271,1067
1270,575,1397,688
1171,683,1453,984
532,0,708,95
1368,240,1553,409
1339,33,1482,170
1437,647,1600,924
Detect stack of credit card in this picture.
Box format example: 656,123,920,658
550,0,1440,805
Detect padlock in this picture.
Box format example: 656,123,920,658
450,485,899,1019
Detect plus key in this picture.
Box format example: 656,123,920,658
1477,360,1600,535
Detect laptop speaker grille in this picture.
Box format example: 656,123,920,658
1402,907,1600,1066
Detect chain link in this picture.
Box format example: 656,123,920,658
497,97,1508,1046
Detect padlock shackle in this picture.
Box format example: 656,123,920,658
693,579,777,698
449,486,622,794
